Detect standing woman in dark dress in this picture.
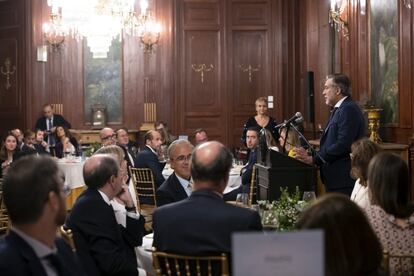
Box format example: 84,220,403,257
241,97,279,146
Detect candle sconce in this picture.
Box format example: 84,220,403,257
0,58,16,90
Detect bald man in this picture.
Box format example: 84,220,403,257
153,141,262,255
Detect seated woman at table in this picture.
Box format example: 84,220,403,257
241,97,279,146
349,138,380,210
55,125,79,158
279,126,300,157
94,145,138,226
0,133,19,177
297,194,383,276
365,152,414,274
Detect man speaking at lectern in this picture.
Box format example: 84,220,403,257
295,74,365,196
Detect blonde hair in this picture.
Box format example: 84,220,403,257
94,145,125,165
255,97,267,106
279,127,300,152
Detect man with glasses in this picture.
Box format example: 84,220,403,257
295,74,365,196
100,127,117,146
156,140,194,207
0,155,86,275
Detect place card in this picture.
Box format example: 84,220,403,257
232,230,324,276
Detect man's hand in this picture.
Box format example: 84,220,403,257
293,147,313,165
116,184,134,208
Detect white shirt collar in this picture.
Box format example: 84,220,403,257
175,173,191,196
334,96,348,108
98,190,111,206
145,145,157,154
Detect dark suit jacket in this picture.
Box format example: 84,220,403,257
0,231,86,276
156,173,189,207
34,114,71,131
66,188,145,276
153,189,263,254
315,97,365,192
135,146,166,188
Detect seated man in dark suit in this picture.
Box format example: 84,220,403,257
153,141,263,255
0,155,86,276
66,154,145,276
34,103,71,147
156,139,194,207
135,130,166,189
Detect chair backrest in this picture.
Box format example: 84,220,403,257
0,190,10,234
129,167,157,209
60,226,76,252
383,250,414,275
152,250,229,276
249,165,258,206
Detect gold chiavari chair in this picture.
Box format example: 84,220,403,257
0,189,10,234
129,167,157,231
248,166,258,206
59,226,76,252
152,250,229,276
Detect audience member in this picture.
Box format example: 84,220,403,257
0,155,86,275
194,128,208,145
116,127,136,171
34,129,50,154
135,130,166,190
66,154,145,276
0,134,19,177
156,140,194,207
10,128,23,150
153,141,262,255
17,130,38,158
294,74,365,196
100,127,116,146
94,145,139,222
155,121,176,147
55,126,79,158
241,97,279,146
349,138,380,209
34,103,71,146
297,194,383,276
365,152,414,274
279,126,300,157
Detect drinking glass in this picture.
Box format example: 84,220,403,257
236,193,249,206
302,191,316,202
250,204,260,213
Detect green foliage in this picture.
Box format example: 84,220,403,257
84,142,102,157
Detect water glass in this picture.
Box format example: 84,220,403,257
302,191,316,202
250,204,260,214
236,193,249,206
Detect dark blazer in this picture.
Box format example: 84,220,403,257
153,189,263,254
241,116,279,145
156,173,189,207
55,137,79,158
66,188,145,276
135,146,166,188
315,97,365,193
34,114,71,131
0,231,86,276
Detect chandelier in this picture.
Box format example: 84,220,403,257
43,0,161,57
329,0,349,39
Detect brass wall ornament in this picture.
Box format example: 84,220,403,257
239,64,260,82
191,64,214,83
364,106,383,143
0,58,16,90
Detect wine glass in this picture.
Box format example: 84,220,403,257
236,193,249,206
302,191,316,202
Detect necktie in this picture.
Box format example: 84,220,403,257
48,118,53,130
329,107,338,121
45,253,64,276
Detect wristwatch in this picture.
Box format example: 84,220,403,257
125,206,136,212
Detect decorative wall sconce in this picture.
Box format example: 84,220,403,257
402,0,412,9
43,12,66,51
239,64,260,83
191,64,214,83
137,12,161,53
0,58,16,90
329,0,349,39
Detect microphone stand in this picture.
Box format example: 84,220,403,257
289,123,326,165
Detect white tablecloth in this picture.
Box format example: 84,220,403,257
56,158,85,189
136,233,155,275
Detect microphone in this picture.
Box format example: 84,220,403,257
276,112,303,128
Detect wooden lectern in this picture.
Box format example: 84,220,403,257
256,148,316,201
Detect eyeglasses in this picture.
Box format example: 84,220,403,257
102,134,116,140
172,154,192,162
